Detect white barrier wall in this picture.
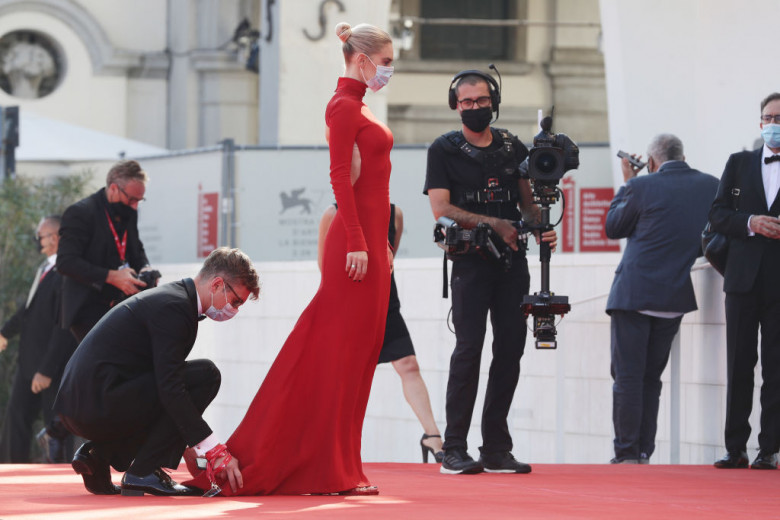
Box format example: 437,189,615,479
159,255,756,464
137,144,613,264
599,0,778,185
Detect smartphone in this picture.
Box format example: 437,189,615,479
617,150,647,169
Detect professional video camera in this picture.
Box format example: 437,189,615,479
433,216,530,270
527,116,580,184
521,111,580,349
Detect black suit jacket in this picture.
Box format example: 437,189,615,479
54,279,211,447
709,148,779,293
605,161,719,313
0,267,77,380
57,188,149,328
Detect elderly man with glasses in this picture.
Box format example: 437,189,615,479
0,216,77,463
57,160,156,342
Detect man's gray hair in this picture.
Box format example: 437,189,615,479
647,134,684,163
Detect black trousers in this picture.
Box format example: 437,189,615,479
69,302,111,343
724,245,780,454
443,252,529,455
0,370,59,462
60,359,220,475
610,310,682,461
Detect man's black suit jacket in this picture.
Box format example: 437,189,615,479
710,148,779,293
0,267,77,381
54,279,212,447
57,188,149,328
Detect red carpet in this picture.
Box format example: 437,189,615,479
1,463,778,519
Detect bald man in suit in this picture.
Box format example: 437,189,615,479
0,216,77,463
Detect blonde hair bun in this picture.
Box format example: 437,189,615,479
335,22,352,42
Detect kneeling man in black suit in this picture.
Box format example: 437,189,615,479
54,247,260,496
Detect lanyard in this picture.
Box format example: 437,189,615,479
104,209,128,263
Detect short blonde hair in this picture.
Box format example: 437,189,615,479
335,22,391,59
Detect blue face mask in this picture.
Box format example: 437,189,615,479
761,123,780,148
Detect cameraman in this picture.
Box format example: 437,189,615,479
57,160,156,342
424,70,556,475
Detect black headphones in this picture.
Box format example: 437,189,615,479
447,67,501,112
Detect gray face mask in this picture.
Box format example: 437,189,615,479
205,285,239,322
361,54,393,92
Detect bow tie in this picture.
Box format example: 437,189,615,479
765,155,780,164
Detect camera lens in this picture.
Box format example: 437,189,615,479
534,152,559,176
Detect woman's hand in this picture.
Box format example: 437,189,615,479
346,251,368,281
387,243,394,273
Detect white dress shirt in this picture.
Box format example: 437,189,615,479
192,288,219,456
748,145,780,235
761,144,780,209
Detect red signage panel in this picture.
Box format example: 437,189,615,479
561,177,575,253
198,189,219,258
580,188,620,252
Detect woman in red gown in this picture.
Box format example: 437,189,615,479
185,22,395,496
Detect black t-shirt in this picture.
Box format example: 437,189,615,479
424,127,529,220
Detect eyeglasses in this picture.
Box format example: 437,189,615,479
117,184,146,204
457,96,492,110
761,114,780,124
224,280,244,307
34,232,55,242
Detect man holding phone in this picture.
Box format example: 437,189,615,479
605,134,718,464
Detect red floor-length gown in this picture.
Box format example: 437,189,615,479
186,77,393,495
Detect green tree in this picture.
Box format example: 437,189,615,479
0,171,91,460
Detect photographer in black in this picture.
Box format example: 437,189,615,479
57,160,159,342
424,69,556,475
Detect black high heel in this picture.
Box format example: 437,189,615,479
420,434,444,463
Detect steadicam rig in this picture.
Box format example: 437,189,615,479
520,112,579,349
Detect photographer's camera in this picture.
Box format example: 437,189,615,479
137,269,161,288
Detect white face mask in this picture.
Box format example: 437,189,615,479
361,54,393,92
205,284,239,322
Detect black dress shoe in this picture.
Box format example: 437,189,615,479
713,451,749,469
71,442,121,495
750,451,778,470
121,469,202,496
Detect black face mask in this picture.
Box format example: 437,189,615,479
461,107,493,133
108,202,137,221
